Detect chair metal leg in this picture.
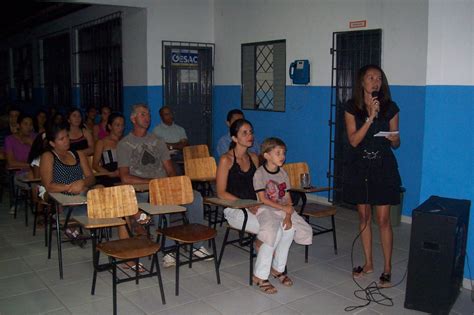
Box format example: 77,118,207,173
112,261,117,315
211,238,221,284
305,245,309,263
331,215,338,255
175,244,180,296
217,227,230,267
135,258,139,284
48,214,53,259
249,235,255,286
153,253,166,305
33,203,38,236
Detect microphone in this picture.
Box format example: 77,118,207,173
371,91,379,119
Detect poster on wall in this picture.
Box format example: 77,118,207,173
171,49,199,66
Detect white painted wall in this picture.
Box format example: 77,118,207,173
426,0,474,85
1,4,148,88
69,0,214,86
145,0,214,85
214,0,428,86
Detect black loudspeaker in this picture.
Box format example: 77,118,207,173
404,195,471,314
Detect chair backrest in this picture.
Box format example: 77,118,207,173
87,185,138,219
184,156,217,180
149,175,194,206
183,144,210,161
282,162,310,188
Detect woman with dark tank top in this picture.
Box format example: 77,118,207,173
40,124,96,215
216,119,261,242
92,112,124,187
67,107,94,156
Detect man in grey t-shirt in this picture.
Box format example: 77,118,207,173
117,103,212,267
118,104,175,181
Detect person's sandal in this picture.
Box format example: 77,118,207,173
252,277,277,294
136,212,152,225
272,272,293,287
378,272,392,288
352,266,374,279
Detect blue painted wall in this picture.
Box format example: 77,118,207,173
122,85,163,134
213,85,425,217
120,82,473,280
420,85,473,279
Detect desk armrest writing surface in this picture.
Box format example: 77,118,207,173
138,203,186,216
204,197,262,244
74,216,126,229
288,186,331,193
49,192,87,206
204,197,261,209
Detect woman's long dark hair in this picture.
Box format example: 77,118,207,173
27,132,46,164
66,107,83,130
106,112,124,132
228,118,253,150
45,123,68,151
352,64,392,118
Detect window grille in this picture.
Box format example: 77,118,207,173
73,12,122,112
242,40,285,111
41,32,71,107
13,45,33,101
0,50,9,104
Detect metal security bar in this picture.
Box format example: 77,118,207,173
242,39,285,112
0,50,9,103
328,29,382,204
13,45,33,101
73,12,122,112
41,32,71,108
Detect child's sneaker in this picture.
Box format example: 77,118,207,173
193,246,214,261
162,253,176,268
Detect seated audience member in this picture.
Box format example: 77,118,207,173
5,113,35,171
34,110,48,134
118,103,210,267
40,123,95,213
93,105,111,141
84,106,97,132
152,106,188,173
67,108,94,156
40,123,96,243
216,109,260,157
93,112,150,246
152,105,189,151
251,137,312,293
5,113,36,213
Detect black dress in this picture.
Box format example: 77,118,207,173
226,149,257,200
343,99,402,205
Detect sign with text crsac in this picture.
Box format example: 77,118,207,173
171,49,198,66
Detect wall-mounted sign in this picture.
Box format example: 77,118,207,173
171,49,198,66
349,20,367,29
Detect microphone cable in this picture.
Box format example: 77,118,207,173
344,128,408,312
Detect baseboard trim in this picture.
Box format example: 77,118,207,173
463,278,473,291
401,215,412,224
305,194,332,205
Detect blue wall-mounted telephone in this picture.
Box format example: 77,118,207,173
289,60,310,84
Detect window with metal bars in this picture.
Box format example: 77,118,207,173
74,12,122,112
0,50,9,104
13,45,33,101
41,32,71,108
242,40,285,111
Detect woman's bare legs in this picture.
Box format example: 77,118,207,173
357,204,374,273
375,205,392,274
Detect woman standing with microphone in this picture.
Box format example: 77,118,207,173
344,64,401,287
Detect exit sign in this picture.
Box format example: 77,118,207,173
349,20,367,28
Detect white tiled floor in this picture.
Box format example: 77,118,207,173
0,194,473,315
